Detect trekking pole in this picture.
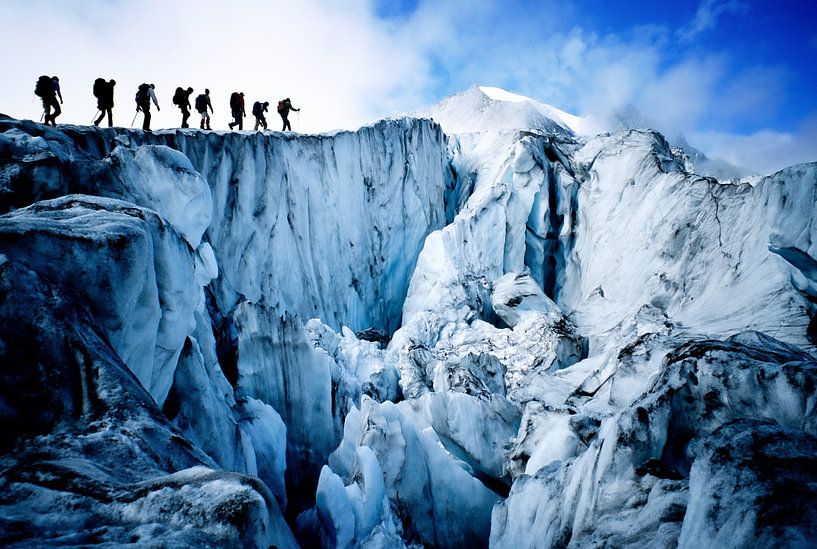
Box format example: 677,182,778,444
131,110,139,127
91,110,100,125
39,112,44,123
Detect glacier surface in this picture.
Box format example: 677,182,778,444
0,83,816,548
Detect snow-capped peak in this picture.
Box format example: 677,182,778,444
477,86,532,103
416,85,597,137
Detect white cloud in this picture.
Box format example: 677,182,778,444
0,0,812,175
677,0,746,41
0,0,432,132
690,117,817,175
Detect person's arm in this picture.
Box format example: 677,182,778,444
150,89,160,110
56,83,63,103
208,97,213,113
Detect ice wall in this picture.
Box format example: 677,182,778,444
2,109,817,548
0,116,449,545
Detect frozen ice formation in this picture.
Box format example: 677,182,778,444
0,83,816,548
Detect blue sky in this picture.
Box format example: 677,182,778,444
0,0,815,173
376,0,817,134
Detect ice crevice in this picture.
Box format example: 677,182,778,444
1,108,817,548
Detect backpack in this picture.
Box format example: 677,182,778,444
35,75,53,98
277,100,286,114
230,92,241,110
252,101,263,117
93,78,106,98
195,94,207,112
135,83,150,104
172,86,185,106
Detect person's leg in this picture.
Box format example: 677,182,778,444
51,99,61,124
107,108,113,127
205,112,211,130
43,100,54,125
143,108,151,131
284,116,291,131
94,109,104,126
261,115,267,130
229,110,236,129
182,107,190,128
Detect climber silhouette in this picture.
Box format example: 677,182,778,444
253,101,269,131
93,78,116,127
195,89,213,130
35,75,62,126
135,83,160,131
228,92,245,130
174,86,194,128
277,97,299,131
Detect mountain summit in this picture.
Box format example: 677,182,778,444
415,85,596,136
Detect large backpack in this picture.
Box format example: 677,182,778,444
34,75,53,98
172,86,185,106
230,92,241,110
252,101,263,117
195,94,207,112
93,78,106,98
277,100,286,114
135,83,150,104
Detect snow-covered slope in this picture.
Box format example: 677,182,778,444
1,81,816,549
414,85,597,136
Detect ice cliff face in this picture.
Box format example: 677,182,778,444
1,83,816,548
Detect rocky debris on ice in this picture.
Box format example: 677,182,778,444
491,331,817,548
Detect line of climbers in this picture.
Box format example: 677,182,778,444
34,75,300,133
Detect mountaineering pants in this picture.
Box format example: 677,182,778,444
181,105,191,128
229,109,243,130
95,108,113,127
199,110,211,129
139,102,152,131
43,97,61,126
280,113,291,131
254,115,267,131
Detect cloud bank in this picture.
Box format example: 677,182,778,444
0,0,813,176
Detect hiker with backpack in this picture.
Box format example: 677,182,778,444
135,83,160,131
173,86,195,128
228,92,245,130
35,75,62,126
93,78,116,127
277,98,300,131
252,101,269,131
195,89,213,130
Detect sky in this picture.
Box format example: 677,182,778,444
0,0,815,174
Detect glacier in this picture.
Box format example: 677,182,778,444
0,83,816,548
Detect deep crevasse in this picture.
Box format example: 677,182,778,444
1,107,817,548
0,116,450,547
